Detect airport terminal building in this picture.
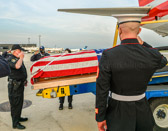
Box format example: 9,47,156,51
0,44,36,52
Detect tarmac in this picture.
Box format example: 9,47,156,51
0,52,168,131
0,54,97,131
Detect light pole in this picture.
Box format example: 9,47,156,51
28,37,30,44
39,35,41,47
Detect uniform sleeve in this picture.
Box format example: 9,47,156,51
0,55,10,78
158,54,167,69
2,51,8,58
144,42,167,69
45,53,50,56
8,57,18,69
96,51,111,122
151,48,168,69
30,54,38,62
22,63,27,80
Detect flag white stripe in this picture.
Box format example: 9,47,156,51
32,60,98,73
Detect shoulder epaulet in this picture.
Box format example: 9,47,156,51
142,46,157,50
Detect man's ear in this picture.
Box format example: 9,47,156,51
138,28,142,34
118,28,122,35
118,27,122,41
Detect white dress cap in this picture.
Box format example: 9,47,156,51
112,14,148,24
58,7,151,24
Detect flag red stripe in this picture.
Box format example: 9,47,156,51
31,66,97,84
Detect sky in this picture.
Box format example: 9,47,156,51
0,0,168,49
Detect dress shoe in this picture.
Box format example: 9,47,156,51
59,104,63,110
19,117,28,122
68,103,73,109
13,123,26,130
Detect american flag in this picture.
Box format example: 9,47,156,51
30,49,104,84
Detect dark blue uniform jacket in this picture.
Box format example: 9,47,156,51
8,55,27,81
30,52,50,62
0,55,10,78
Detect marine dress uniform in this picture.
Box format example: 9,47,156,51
96,39,168,131
7,45,27,129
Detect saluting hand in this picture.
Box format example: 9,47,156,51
97,120,107,131
137,36,144,45
7,50,11,53
34,50,39,55
19,51,24,59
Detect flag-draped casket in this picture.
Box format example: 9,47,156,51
30,49,168,86
30,49,104,84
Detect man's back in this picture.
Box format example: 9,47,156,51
96,38,167,131
104,39,166,95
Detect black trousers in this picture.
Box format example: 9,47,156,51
105,98,155,131
8,80,24,127
59,95,73,104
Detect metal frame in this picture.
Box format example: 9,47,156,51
112,19,168,47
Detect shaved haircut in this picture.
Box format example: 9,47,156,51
119,22,140,34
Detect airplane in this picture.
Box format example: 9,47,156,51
70,46,88,52
30,0,168,130
80,46,88,50
58,0,168,37
139,0,168,37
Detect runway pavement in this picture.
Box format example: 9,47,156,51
0,54,97,131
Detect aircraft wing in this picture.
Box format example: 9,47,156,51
58,7,168,37
58,7,151,16
142,18,168,37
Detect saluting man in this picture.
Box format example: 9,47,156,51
95,15,168,131
7,44,28,129
30,46,50,62
30,46,50,96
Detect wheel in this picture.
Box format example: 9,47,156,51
149,98,168,131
